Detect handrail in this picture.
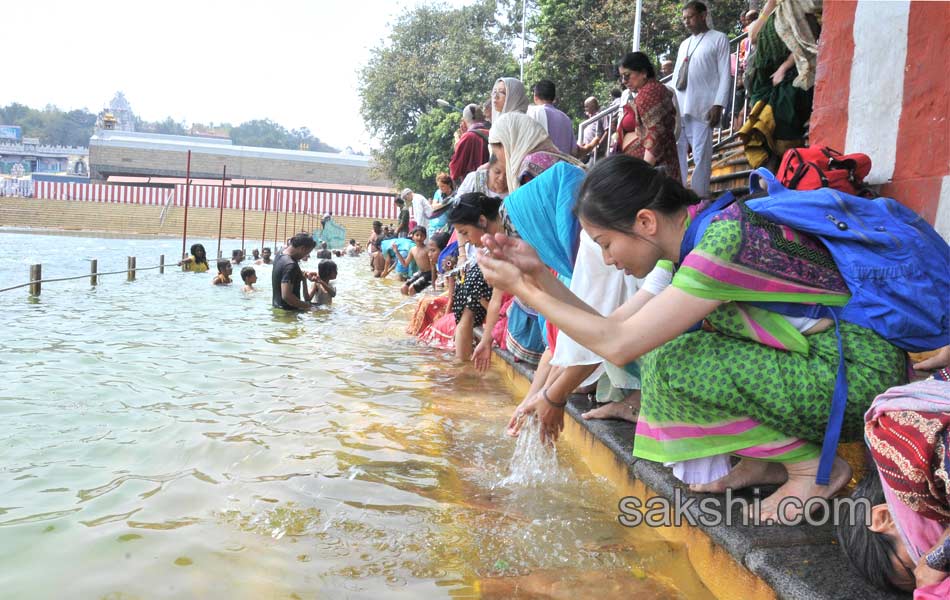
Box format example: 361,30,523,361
581,30,750,168
576,104,621,167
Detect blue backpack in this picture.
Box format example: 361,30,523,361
682,168,950,484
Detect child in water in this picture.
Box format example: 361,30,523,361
393,226,432,293
179,243,209,272
240,266,257,292
307,259,338,306
401,229,441,296
211,259,232,285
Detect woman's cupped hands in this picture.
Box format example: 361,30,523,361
476,233,545,295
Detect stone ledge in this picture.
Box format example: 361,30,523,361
491,344,906,600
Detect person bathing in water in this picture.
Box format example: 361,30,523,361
397,226,434,296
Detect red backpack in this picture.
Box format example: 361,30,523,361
778,146,873,196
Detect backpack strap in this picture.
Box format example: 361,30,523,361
677,191,737,332
679,191,737,263
741,170,851,486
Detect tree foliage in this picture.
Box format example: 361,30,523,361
0,103,337,153
363,0,751,189
0,103,97,146
359,0,516,192
524,0,748,124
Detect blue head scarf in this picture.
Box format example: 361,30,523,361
502,161,584,278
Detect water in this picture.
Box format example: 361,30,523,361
0,232,717,599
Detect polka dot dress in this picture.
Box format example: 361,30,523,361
452,263,492,326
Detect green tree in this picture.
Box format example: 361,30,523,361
521,0,749,124
359,0,517,191
0,103,97,146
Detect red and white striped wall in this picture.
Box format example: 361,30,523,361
33,181,173,206
810,0,950,241
33,181,398,220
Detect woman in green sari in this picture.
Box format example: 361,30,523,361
739,0,821,169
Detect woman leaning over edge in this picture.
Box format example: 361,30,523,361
477,154,906,522
469,112,585,373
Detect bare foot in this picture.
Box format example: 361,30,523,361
581,390,641,422
688,458,787,493
754,457,852,525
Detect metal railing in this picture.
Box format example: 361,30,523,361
578,30,750,167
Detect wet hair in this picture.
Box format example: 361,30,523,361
684,1,707,13
289,232,316,250
262,247,271,255
836,468,912,593
318,259,337,280
190,243,208,265
430,231,451,251
532,79,556,102
372,220,382,231
240,266,256,282
575,155,699,233
410,225,427,238
216,258,230,273
321,241,328,249
446,192,503,227
620,52,656,79
349,238,356,245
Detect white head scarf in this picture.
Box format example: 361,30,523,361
488,112,582,192
496,77,529,115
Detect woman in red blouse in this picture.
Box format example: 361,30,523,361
615,52,681,178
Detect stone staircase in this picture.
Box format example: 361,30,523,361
708,136,754,194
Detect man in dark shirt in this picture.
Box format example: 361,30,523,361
395,198,410,237
272,232,317,311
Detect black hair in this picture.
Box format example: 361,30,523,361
410,225,427,238
372,220,382,230
575,154,699,233
216,258,230,272
289,232,316,250
262,247,271,254
532,79,556,102
836,467,913,593
394,198,405,206
610,88,623,100
318,259,337,280
430,231,451,251
620,52,656,79
190,243,208,265
684,1,707,13
349,238,356,245
446,192,503,227
240,266,256,282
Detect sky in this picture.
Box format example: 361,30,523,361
3,0,474,153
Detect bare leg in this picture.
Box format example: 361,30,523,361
582,389,641,422
455,308,474,361
756,456,852,524
688,458,788,493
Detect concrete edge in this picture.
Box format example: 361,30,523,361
489,343,906,600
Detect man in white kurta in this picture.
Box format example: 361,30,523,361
671,1,731,197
